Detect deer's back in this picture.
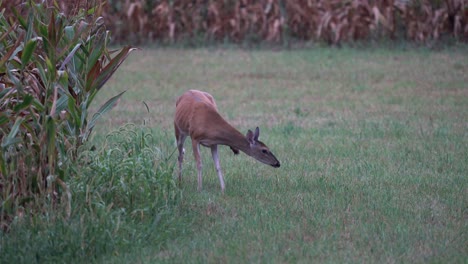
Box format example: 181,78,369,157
175,90,223,136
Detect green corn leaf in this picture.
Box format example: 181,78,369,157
11,7,26,29
45,57,56,81
19,121,34,140
0,33,24,68
58,70,69,88
86,90,126,135
79,41,90,57
38,22,48,40
0,150,6,176
0,114,8,126
0,21,18,45
13,94,34,112
6,66,22,93
11,42,25,60
90,46,138,91
64,25,75,40
0,87,12,99
48,11,56,48
1,117,23,148
67,95,81,128
36,62,48,87
21,39,37,67
71,46,87,73
31,97,46,112
55,93,69,113
25,8,34,41
59,43,81,70
57,25,87,60
54,14,64,45
88,44,105,73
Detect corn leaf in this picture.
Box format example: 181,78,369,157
0,21,17,44
64,25,75,40
0,33,24,69
67,95,81,128
59,43,81,70
31,97,46,112
21,38,37,67
45,57,56,81
1,117,23,148
90,46,138,91
0,150,6,176
87,90,126,134
0,114,8,126
55,92,69,113
48,11,57,48
13,94,33,112
11,7,27,29
0,87,12,99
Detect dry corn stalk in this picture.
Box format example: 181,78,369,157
2,1,467,45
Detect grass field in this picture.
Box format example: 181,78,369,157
2,46,467,263
92,46,467,263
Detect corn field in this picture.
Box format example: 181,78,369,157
108,0,468,44
105,0,468,44
0,1,135,229
2,0,467,44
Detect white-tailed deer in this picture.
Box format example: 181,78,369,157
174,90,280,193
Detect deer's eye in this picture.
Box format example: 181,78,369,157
262,149,268,154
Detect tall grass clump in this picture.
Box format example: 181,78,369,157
0,0,136,228
76,124,178,213
0,124,179,262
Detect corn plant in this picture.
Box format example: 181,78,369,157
0,0,137,228
3,0,467,45
99,0,467,44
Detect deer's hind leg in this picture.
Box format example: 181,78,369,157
191,139,203,191
175,123,187,184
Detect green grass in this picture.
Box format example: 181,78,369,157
0,125,179,263
2,46,467,263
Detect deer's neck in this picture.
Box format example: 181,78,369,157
213,122,252,155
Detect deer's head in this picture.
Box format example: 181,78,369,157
246,127,280,168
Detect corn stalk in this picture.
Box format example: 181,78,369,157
94,0,467,44
0,0,137,228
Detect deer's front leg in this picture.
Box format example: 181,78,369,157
192,139,203,191
211,145,225,193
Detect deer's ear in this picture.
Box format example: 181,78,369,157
246,129,255,145
254,127,260,141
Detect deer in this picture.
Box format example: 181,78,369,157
174,90,280,193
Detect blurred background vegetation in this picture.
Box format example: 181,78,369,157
2,0,467,46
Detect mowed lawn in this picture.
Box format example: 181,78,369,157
94,46,467,263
